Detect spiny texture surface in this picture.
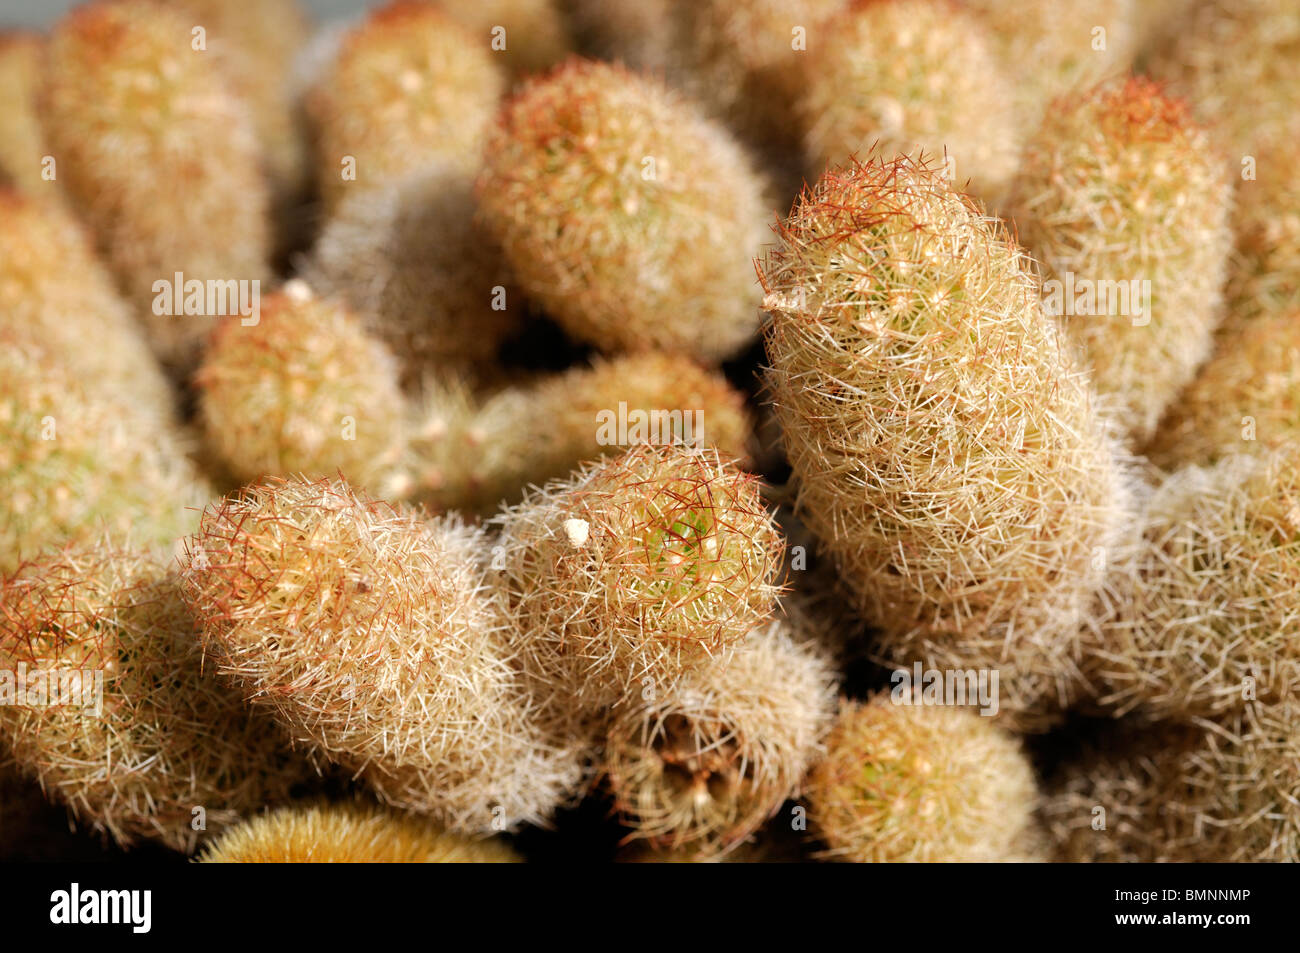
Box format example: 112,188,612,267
1043,722,1206,863
805,695,1038,862
0,544,302,851
1045,702,1300,863
161,0,311,200
0,32,49,195
0,335,212,575
605,614,838,857
1087,448,1300,721
1149,0,1300,158
801,0,1020,203
307,0,505,213
198,802,521,863
196,282,406,491
1145,310,1300,468
419,351,753,512
761,155,1129,731
180,478,584,832
966,0,1137,127
1005,77,1233,444
0,189,174,414
42,0,271,374
494,445,784,724
477,59,771,360
308,163,523,389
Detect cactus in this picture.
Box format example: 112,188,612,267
1144,311,1300,468
804,695,1039,862
179,477,586,832
1086,447,1300,721
1221,141,1300,330
0,189,174,415
306,0,505,214
0,543,304,852
161,0,312,202
1005,77,1234,443
966,0,1138,126
41,0,272,375
477,59,772,360
0,335,213,574
198,802,521,863
493,445,784,724
0,32,50,196
604,614,838,857
196,281,406,492
801,0,1020,203
761,154,1131,731
307,163,523,389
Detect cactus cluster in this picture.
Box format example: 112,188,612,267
5,0,1300,867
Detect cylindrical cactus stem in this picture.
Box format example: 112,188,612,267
493,445,785,725
801,0,1021,204
0,32,51,196
604,613,838,857
1221,142,1300,331
761,154,1132,732
1144,310,1300,468
306,0,506,214
197,802,521,863
1044,701,1300,862
196,280,407,493
1005,77,1234,444
0,543,305,852
803,694,1039,862
0,188,174,415
179,477,586,832
0,334,213,575
160,0,312,202
307,162,524,390
965,0,1138,128
1147,0,1300,160
1085,447,1300,721
476,60,772,361
418,351,754,512
41,0,272,376
438,0,570,80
